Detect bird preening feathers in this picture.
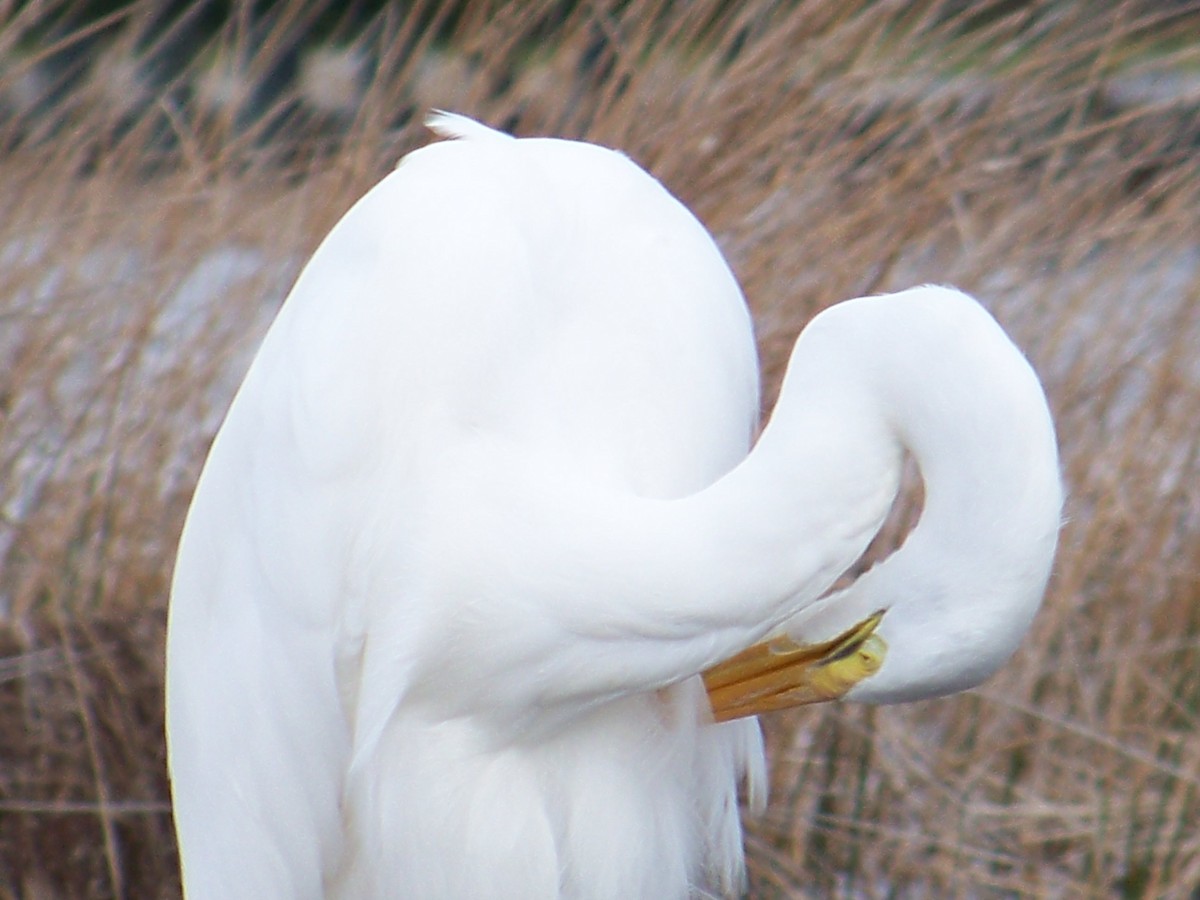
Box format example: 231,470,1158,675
166,114,1061,899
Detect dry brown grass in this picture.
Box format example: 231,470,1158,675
3,0,1200,896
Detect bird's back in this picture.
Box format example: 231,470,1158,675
167,119,765,899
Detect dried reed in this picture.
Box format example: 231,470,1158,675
2,0,1199,896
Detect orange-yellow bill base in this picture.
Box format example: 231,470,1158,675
701,611,887,723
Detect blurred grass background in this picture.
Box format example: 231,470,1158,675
2,0,1200,896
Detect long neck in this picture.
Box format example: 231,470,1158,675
774,288,1063,702
452,287,1058,725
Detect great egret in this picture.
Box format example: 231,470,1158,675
165,113,1062,899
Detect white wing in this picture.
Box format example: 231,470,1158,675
167,119,765,898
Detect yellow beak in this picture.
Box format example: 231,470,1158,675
701,611,887,723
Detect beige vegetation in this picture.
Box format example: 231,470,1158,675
3,0,1200,896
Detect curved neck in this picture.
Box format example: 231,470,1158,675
449,287,1059,724
775,288,1063,701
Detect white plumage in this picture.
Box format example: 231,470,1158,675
166,114,1061,898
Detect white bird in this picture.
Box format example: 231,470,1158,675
165,113,1062,899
